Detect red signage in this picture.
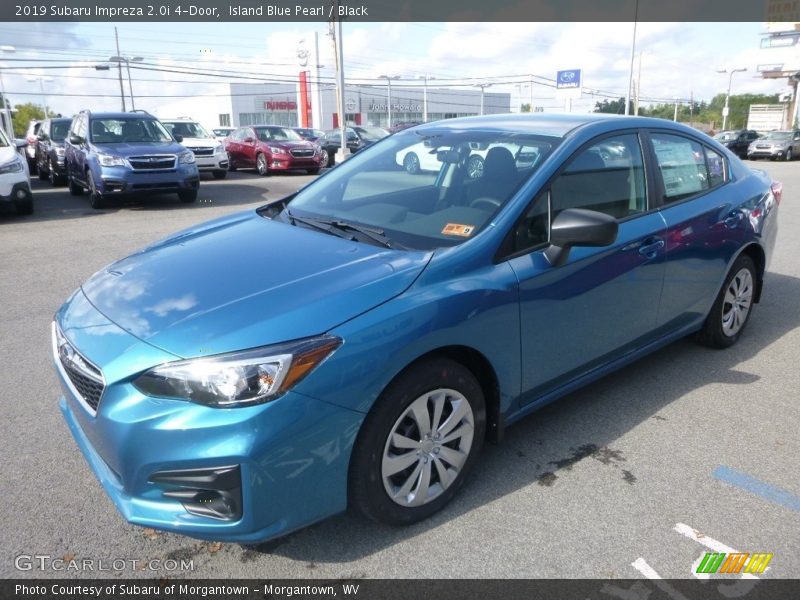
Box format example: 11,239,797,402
265,101,297,111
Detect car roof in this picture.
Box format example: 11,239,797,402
89,112,157,119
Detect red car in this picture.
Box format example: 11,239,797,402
225,125,323,175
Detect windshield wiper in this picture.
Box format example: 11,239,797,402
285,210,402,249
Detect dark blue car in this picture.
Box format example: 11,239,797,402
64,110,200,208
53,114,780,542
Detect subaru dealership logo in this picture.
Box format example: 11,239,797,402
556,69,581,89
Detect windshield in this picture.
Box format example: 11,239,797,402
90,118,173,143
0,128,9,147
255,126,302,142
765,131,792,141
282,128,558,250
713,131,738,142
354,127,389,142
51,121,70,142
163,121,212,139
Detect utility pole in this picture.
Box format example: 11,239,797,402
329,3,347,162
624,0,639,115
114,27,126,112
634,51,643,115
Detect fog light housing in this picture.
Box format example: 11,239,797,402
149,465,242,521
15,189,27,200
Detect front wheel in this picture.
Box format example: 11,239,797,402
68,169,84,196
212,170,227,180
318,149,329,168
87,171,106,209
256,153,269,176
178,189,198,203
306,168,320,175
786,148,793,161
696,254,756,349
349,358,486,526
467,155,484,179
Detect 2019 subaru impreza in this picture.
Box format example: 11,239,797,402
54,114,779,543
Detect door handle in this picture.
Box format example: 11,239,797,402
724,212,743,228
638,239,665,259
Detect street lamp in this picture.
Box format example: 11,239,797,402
378,75,400,128
0,45,15,138
110,55,143,110
673,97,680,122
717,67,747,130
26,76,54,119
474,83,492,115
418,74,435,123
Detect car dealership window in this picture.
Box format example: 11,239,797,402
651,133,710,203
550,134,646,220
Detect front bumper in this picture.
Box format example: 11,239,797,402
54,299,363,542
0,180,31,205
748,147,785,159
269,153,322,171
192,153,229,172
94,163,200,195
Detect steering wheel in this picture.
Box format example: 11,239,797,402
469,197,502,211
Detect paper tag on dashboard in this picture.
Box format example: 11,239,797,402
441,223,476,237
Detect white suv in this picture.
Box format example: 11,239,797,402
161,118,229,179
0,128,33,214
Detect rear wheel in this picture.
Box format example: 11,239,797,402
256,153,269,176
349,358,486,525
467,155,484,179
696,254,756,349
212,170,227,180
403,152,420,174
178,188,198,203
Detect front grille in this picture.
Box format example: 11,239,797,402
132,182,179,190
129,155,176,170
755,144,770,149
189,147,214,156
54,324,105,413
290,149,315,158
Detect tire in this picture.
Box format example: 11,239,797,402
319,149,329,169
68,169,84,196
403,152,420,174
228,160,237,172
178,188,198,203
328,151,336,167
37,163,49,180
87,171,106,209
212,170,227,180
467,155,484,179
696,254,756,349
15,198,33,215
306,168,320,175
349,358,486,526
256,153,269,176
50,159,65,186
786,148,793,161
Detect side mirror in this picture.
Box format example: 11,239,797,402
244,137,254,144
544,208,618,267
173,134,183,143
69,134,83,145
14,139,28,149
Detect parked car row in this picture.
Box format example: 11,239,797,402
712,128,800,161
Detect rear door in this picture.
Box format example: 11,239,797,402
647,131,745,331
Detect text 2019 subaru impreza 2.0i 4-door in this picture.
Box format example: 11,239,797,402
53,114,779,543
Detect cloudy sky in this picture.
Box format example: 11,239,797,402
0,21,795,123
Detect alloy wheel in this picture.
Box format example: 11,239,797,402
381,388,474,508
721,267,753,337
257,154,268,176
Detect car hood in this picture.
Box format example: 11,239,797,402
92,141,187,156
81,210,432,358
266,140,316,150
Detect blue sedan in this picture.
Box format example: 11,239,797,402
53,114,780,542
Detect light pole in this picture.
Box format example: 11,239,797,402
0,45,15,138
625,0,639,115
673,97,679,122
110,55,143,111
378,75,399,128
26,76,53,118
717,67,747,130
474,83,492,115
418,74,435,122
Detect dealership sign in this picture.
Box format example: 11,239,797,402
556,69,582,99
369,103,422,112
265,101,297,111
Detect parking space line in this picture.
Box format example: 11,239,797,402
713,465,800,512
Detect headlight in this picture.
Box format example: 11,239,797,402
97,153,126,167
0,156,24,175
133,335,342,408
179,151,196,164
268,146,287,155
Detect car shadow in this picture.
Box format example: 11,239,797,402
238,270,800,562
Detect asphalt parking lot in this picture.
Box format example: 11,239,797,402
1,162,798,581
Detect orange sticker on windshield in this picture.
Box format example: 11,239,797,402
442,223,476,237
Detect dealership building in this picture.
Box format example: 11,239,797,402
207,82,511,130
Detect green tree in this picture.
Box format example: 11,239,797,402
594,97,634,115
520,103,531,113
11,102,47,137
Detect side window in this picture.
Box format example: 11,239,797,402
76,116,86,139
651,133,709,203
550,134,646,220
513,191,549,252
704,146,727,188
